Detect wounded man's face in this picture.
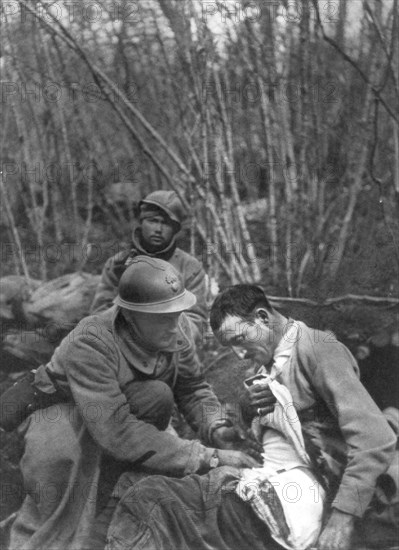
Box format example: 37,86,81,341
215,313,277,366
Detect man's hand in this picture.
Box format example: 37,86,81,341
242,384,277,418
317,509,355,550
212,425,263,464
217,449,260,469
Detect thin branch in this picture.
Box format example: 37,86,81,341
31,0,194,181
16,1,194,207
312,0,399,124
0,173,32,284
79,158,95,272
269,294,399,307
368,98,399,267
364,0,399,96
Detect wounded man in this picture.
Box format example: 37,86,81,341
105,285,397,550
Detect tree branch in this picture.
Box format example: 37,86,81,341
312,0,399,124
269,294,399,308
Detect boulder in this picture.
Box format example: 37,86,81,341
22,272,100,326
0,276,41,322
2,328,62,367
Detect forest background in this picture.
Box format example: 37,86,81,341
1,0,398,299
0,0,398,524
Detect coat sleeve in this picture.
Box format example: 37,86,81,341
90,252,128,314
58,325,210,476
182,259,208,344
173,338,227,444
303,338,396,517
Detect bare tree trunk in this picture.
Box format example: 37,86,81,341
43,38,79,241
213,67,259,282
394,119,399,199
336,0,347,48
243,22,279,283
329,81,375,279
5,19,47,280
0,174,32,284
79,159,94,271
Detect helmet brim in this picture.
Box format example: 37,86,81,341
139,198,181,227
114,289,197,314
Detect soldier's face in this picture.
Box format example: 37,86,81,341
124,310,181,350
141,215,175,251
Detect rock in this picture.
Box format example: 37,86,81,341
0,276,41,322
22,273,100,326
104,182,142,207
242,198,267,221
369,321,399,348
2,327,69,367
1,272,100,368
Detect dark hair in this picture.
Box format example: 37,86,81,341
210,285,272,332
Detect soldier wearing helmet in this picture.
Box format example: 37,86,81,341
90,190,207,344
9,257,261,549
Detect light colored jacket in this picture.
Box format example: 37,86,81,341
276,321,396,517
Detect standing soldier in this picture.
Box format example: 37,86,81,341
91,190,207,343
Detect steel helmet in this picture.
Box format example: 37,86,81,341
114,256,196,313
139,190,185,228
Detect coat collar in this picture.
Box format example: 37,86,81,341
271,319,300,377
257,319,300,379
111,307,190,375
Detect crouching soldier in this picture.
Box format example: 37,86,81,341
7,258,260,550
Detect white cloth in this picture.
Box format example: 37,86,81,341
251,322,311,467
256,379,311,467
236,462,325,550
236,344,325,550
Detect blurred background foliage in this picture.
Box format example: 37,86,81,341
0,0,398,300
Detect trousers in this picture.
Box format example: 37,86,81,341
105,467,281,550
8,380,174,550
